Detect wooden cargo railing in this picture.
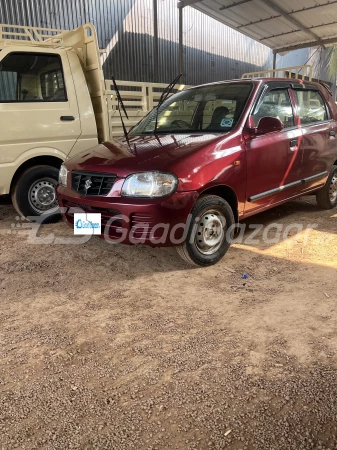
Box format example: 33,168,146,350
105,80,190,138
242,64,313,81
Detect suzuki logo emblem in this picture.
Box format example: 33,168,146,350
84,178,92,190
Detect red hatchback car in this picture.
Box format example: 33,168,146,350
57,78,337,266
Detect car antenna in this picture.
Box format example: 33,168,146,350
154,73,183,134
111,76,130,147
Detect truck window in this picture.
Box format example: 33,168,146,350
0,53,66,102
252,89,294,128
0,71,18,101
293,89,328,125
40,69,66,100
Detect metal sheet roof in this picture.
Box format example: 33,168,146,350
182,0,337,53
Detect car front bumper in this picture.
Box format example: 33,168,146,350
57,186,198,247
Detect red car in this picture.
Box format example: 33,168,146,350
57,78,337,266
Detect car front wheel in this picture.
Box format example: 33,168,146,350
176,195,235,266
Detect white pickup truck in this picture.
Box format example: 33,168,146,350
0,23,127,218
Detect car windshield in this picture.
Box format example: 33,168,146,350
129,82,253,135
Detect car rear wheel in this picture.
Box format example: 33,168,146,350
11,165,61,222
176,195,235,266
316,165,337,210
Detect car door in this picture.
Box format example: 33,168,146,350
0,47,81,166
244,84,303,214
292,86,336,190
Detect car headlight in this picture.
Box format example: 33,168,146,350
121,172,178,197
58,164,68,187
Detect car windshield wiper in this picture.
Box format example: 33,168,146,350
154,73,182,134
111,76,130,147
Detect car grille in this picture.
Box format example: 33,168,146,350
71,171,117,196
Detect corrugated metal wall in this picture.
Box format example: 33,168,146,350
1,0,333,85
277,47,335,86
0,0,274,85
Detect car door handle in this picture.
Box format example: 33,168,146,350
60,116,75,121
289,139,298,148
329,130,336,137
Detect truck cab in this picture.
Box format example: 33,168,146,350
0,23,108,218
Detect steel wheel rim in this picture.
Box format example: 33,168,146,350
329,173,337,203
195,209,226,255
28,178,58,214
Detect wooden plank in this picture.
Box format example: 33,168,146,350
109,110,146,116
105,90,145,97
106,79,190,137
109,101,144,107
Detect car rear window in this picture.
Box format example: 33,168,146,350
293,89,329,125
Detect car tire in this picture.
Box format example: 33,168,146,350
176,195,235,267
11,165,61,222
316,165,337,210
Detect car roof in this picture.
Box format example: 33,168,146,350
253,78,331,94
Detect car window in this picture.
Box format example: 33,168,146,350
252,89,294,129
293,89,328,125
0,52,67,102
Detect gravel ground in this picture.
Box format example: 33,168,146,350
0,196,337,450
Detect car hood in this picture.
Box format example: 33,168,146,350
66,133,227,177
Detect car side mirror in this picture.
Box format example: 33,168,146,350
247,116,284,136
255,116,284,135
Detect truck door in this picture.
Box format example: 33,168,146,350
245,85,303,214
0,48,81,167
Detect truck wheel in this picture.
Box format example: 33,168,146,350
316,165,337,210
12,165,61,222
176,195,235,266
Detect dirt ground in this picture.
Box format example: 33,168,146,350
0,195,337,450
